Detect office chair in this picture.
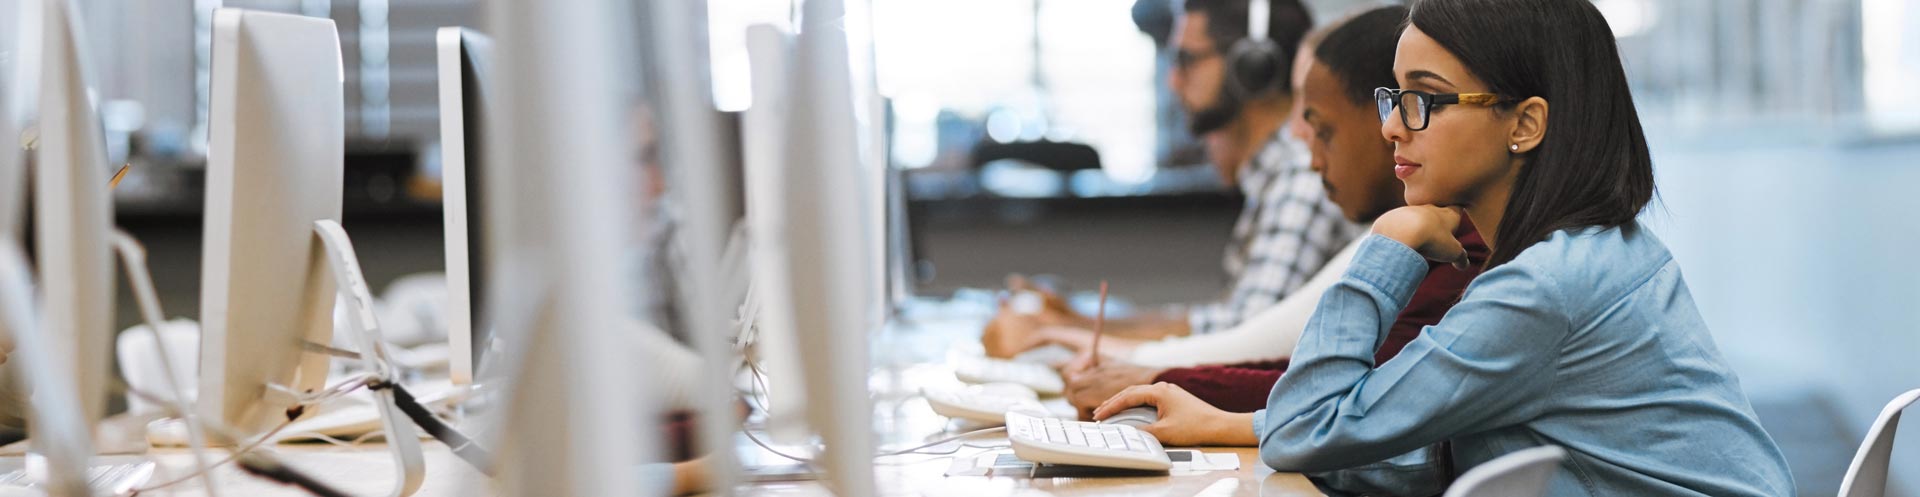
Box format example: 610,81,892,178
1443,446,1567,497
1838,388,1920,497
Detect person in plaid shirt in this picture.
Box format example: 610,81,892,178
1189,125,1362,335
984,0,1358,357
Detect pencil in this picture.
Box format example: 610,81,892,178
1090,280,1107,368
108,163,132,189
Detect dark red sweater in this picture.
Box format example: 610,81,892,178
1154,229,1490,413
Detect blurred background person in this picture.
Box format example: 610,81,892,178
982,0,1362,358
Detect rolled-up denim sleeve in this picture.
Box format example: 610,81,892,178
635,462,676,496
1254,234,1568,472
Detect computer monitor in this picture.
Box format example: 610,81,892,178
478,1,648,494
740,24,804,445
200,10,424,494
734,0,882,491
883,164,915,311
197,7,344,438
435,26,494,389
0,0,29,240
785,4,880,490
30,0,114,432
636,0,755,492
15,1,114,493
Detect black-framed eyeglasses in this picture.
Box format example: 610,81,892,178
1174,49,1221,71
1374,87,1508,131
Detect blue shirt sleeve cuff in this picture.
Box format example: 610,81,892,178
1251,408,1267,443
1344,234,1431,310
636,462,676,495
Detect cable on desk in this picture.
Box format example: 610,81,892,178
235,452,354,497
740,426,821,465
876,427,1007,457
128,411,300,493
281,430,386,449
370,380,497,476
738,353,1007,463
742,424,1010,467
125,377,370,494
743,360,775,416
876,446,1009,466
268,372,377,406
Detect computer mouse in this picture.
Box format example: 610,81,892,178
145,418,190,447
1101,406,1159,428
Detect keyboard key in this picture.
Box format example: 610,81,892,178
1066,426,1086,446
1103,432,1126,449
1087,433,1108,449
1045,424,1067,443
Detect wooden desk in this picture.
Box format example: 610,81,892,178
743,447,1324,496
100,442,485,496
2,310,1326,496
731,314,1327,496
111,442,1323,497
730,359,1328,496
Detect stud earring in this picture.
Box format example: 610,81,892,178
1510,143,1520,152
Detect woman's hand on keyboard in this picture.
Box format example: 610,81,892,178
1091,382,1258,447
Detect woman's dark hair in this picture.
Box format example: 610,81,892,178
1407,0,1654,268
1313,6,1409,107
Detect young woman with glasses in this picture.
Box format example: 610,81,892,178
1090,0,1796,494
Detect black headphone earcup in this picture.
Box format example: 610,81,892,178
1226,38,1285,99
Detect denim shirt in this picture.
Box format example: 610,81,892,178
1253,224,1795,497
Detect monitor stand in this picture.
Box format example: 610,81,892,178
0,238,92,497
119,226,424,497
313,220,426,497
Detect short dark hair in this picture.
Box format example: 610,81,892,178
1313,6,1408,106
1183,0,1313,93
1408,0,1655,268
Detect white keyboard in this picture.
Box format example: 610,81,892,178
0,461,155,495
1005,411,1170,471
923,383,1049,424
1013,344,1077,365
952,356,1064,396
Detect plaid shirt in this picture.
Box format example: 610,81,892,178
1188,127,1362,334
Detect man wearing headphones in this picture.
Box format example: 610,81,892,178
985,0,1361,355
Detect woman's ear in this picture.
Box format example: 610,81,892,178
1509,96,1548,154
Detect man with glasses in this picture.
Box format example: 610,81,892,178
984,0,1361,356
